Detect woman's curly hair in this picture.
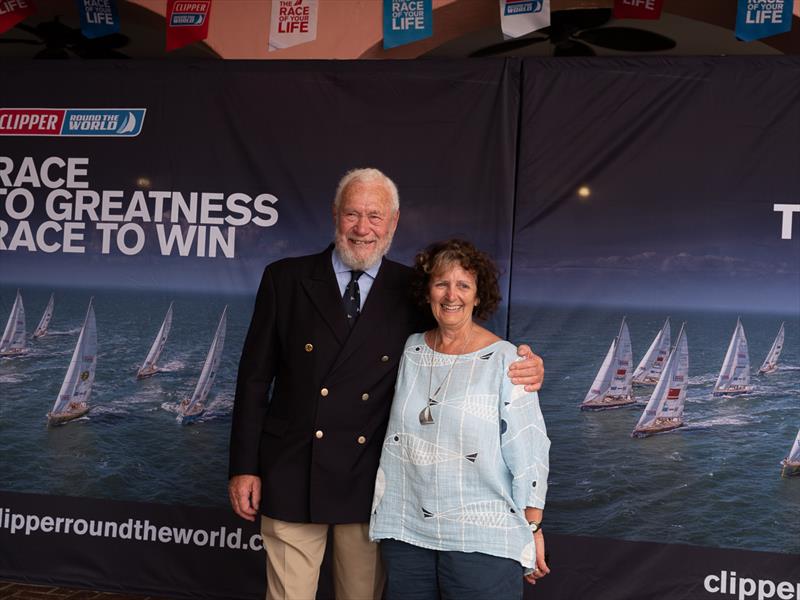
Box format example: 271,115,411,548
410,239,501,321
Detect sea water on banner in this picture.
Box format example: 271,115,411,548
0,287,241,506
512,306,800,555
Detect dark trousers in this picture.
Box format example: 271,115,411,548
380,538,524,600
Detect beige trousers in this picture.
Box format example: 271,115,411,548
260,516,384,600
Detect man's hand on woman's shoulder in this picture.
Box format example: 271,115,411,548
510,343,544,392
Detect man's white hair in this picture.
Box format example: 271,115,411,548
333,168,399,213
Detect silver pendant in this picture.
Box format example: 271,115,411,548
419,403,434,425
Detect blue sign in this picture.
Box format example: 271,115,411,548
504,0,542,16
76,0,120,39
60,109,146,137
735,0,792,42
383,0,432,50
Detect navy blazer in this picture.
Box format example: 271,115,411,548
230,246,430,523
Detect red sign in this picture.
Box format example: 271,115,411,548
613,0,664,20
165,0,212,52
667,388,681,400
0,0,37,35
0,109,63,136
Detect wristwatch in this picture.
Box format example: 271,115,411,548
528,520,542,533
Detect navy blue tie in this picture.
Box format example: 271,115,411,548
343,270,363,327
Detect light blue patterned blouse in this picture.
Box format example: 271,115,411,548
369,332,550,568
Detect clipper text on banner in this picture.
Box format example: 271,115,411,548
76,0,120,39
500,0,549,39
269,0,319,52
383,0,432,49
736,0,792,41
0,0,36,35
165,0,212,52
613,0,664,20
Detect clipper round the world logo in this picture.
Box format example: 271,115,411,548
0,108,146,137
504,0,543,15
169,1,211,26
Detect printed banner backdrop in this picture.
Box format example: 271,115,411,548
2,57,800,599
0,60,520,598
511,57,800,597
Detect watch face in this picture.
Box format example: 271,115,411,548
529,522,539,532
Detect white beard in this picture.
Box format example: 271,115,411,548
335,235,393,271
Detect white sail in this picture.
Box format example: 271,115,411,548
581,317,634,409
181,306,227,417
117,112,136,134
782,428,800,477
607,318,633,396
583,339,616,405
758,322,785,374
713,318,750,396
633,323,688,436
787,429,800,464
632,317,671,384
49,299,96,423
32,293,55,339
137,302,174,378
0,290,27,356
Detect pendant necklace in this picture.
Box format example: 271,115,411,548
419,324,473,425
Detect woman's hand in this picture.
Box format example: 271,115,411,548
524,530,550,585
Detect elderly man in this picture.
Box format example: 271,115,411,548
229,168,543,600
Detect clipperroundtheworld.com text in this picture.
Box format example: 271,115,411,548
0,507,263,551
705,571,800,600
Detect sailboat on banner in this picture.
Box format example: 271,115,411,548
632,323,688,438
632,317,671,385
47,299,96,426
32,293,55,339
758,322,785,375
581,317,635,410
0,290,27,357
137,302,174,379
780,428,800,478
177,306,226,424
713,317,751,397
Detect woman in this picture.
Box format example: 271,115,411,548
370,239,550,599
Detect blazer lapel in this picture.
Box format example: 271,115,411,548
301,248,349,346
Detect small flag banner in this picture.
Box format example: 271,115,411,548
269,0,318,52
736,0,792,41
499,0,549,39
613,0,664,20
166,0,212,52
0,0,37,35
383,0,432,49
76,0,120,39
